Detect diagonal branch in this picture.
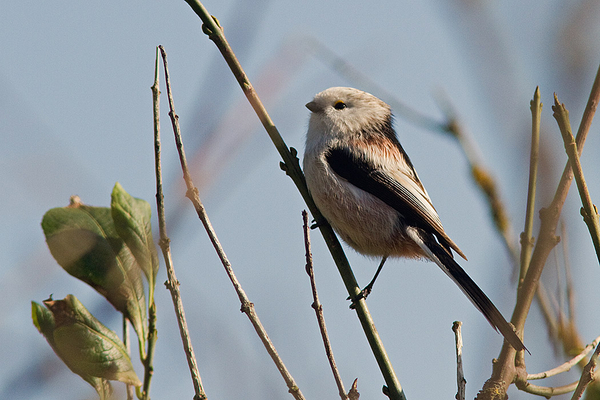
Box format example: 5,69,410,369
182,2,406,398
554,95,600,266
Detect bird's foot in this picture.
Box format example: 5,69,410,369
347,283,374,309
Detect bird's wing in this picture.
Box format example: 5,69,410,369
325,146,466,259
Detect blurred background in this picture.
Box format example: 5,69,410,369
2,1,600,399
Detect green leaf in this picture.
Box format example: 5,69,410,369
32,300,56,346
41,197,147,344
32,296,142,397
111,182,159,303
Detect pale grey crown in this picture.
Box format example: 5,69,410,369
305,87,391,143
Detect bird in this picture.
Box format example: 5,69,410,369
302,86,526,352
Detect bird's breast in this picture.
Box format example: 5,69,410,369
304,154,424,259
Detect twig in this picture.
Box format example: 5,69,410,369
182,2,405,399
142,302,158,400
528,334,600,380
520,87,542,283
123,316,134,400
159,44,305,400
348,378,360,400
153,46,206,400
479,63,600,400
452,321,466,400
553,94,600,266
518,380,579,397
302,211,349,400
570,341,600,400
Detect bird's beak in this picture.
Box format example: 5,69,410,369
305,101,319,112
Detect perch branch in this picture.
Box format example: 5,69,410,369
182,2,405,398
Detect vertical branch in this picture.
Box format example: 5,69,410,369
159,44,306,400
182,2,406,399
303,211,349,400
153,46,206,400
452,321,466,400
123,316,134,400
520,87,542,283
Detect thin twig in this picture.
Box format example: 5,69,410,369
554,94,600,266
142,302,158,400
159,44,305,400
518,380,580,397
182,2,405,399
154,46,206,400
452,321,466,400
479,63,600,400
303,211,349,400
570,341,600,400
123,316,134,400
528,334,600,380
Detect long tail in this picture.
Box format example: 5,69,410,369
406,227,526,352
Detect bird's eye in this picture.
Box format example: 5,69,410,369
333,101,347,110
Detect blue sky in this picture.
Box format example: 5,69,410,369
2,1,600,399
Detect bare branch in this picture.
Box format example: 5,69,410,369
303,211,349,400
452,321,466,400
553,94,600,265
154,46,206,400
528,335,600,380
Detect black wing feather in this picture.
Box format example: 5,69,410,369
326,146,456,256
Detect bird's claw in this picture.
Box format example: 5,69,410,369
347,285,373,309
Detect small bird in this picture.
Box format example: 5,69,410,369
303,86,525,352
